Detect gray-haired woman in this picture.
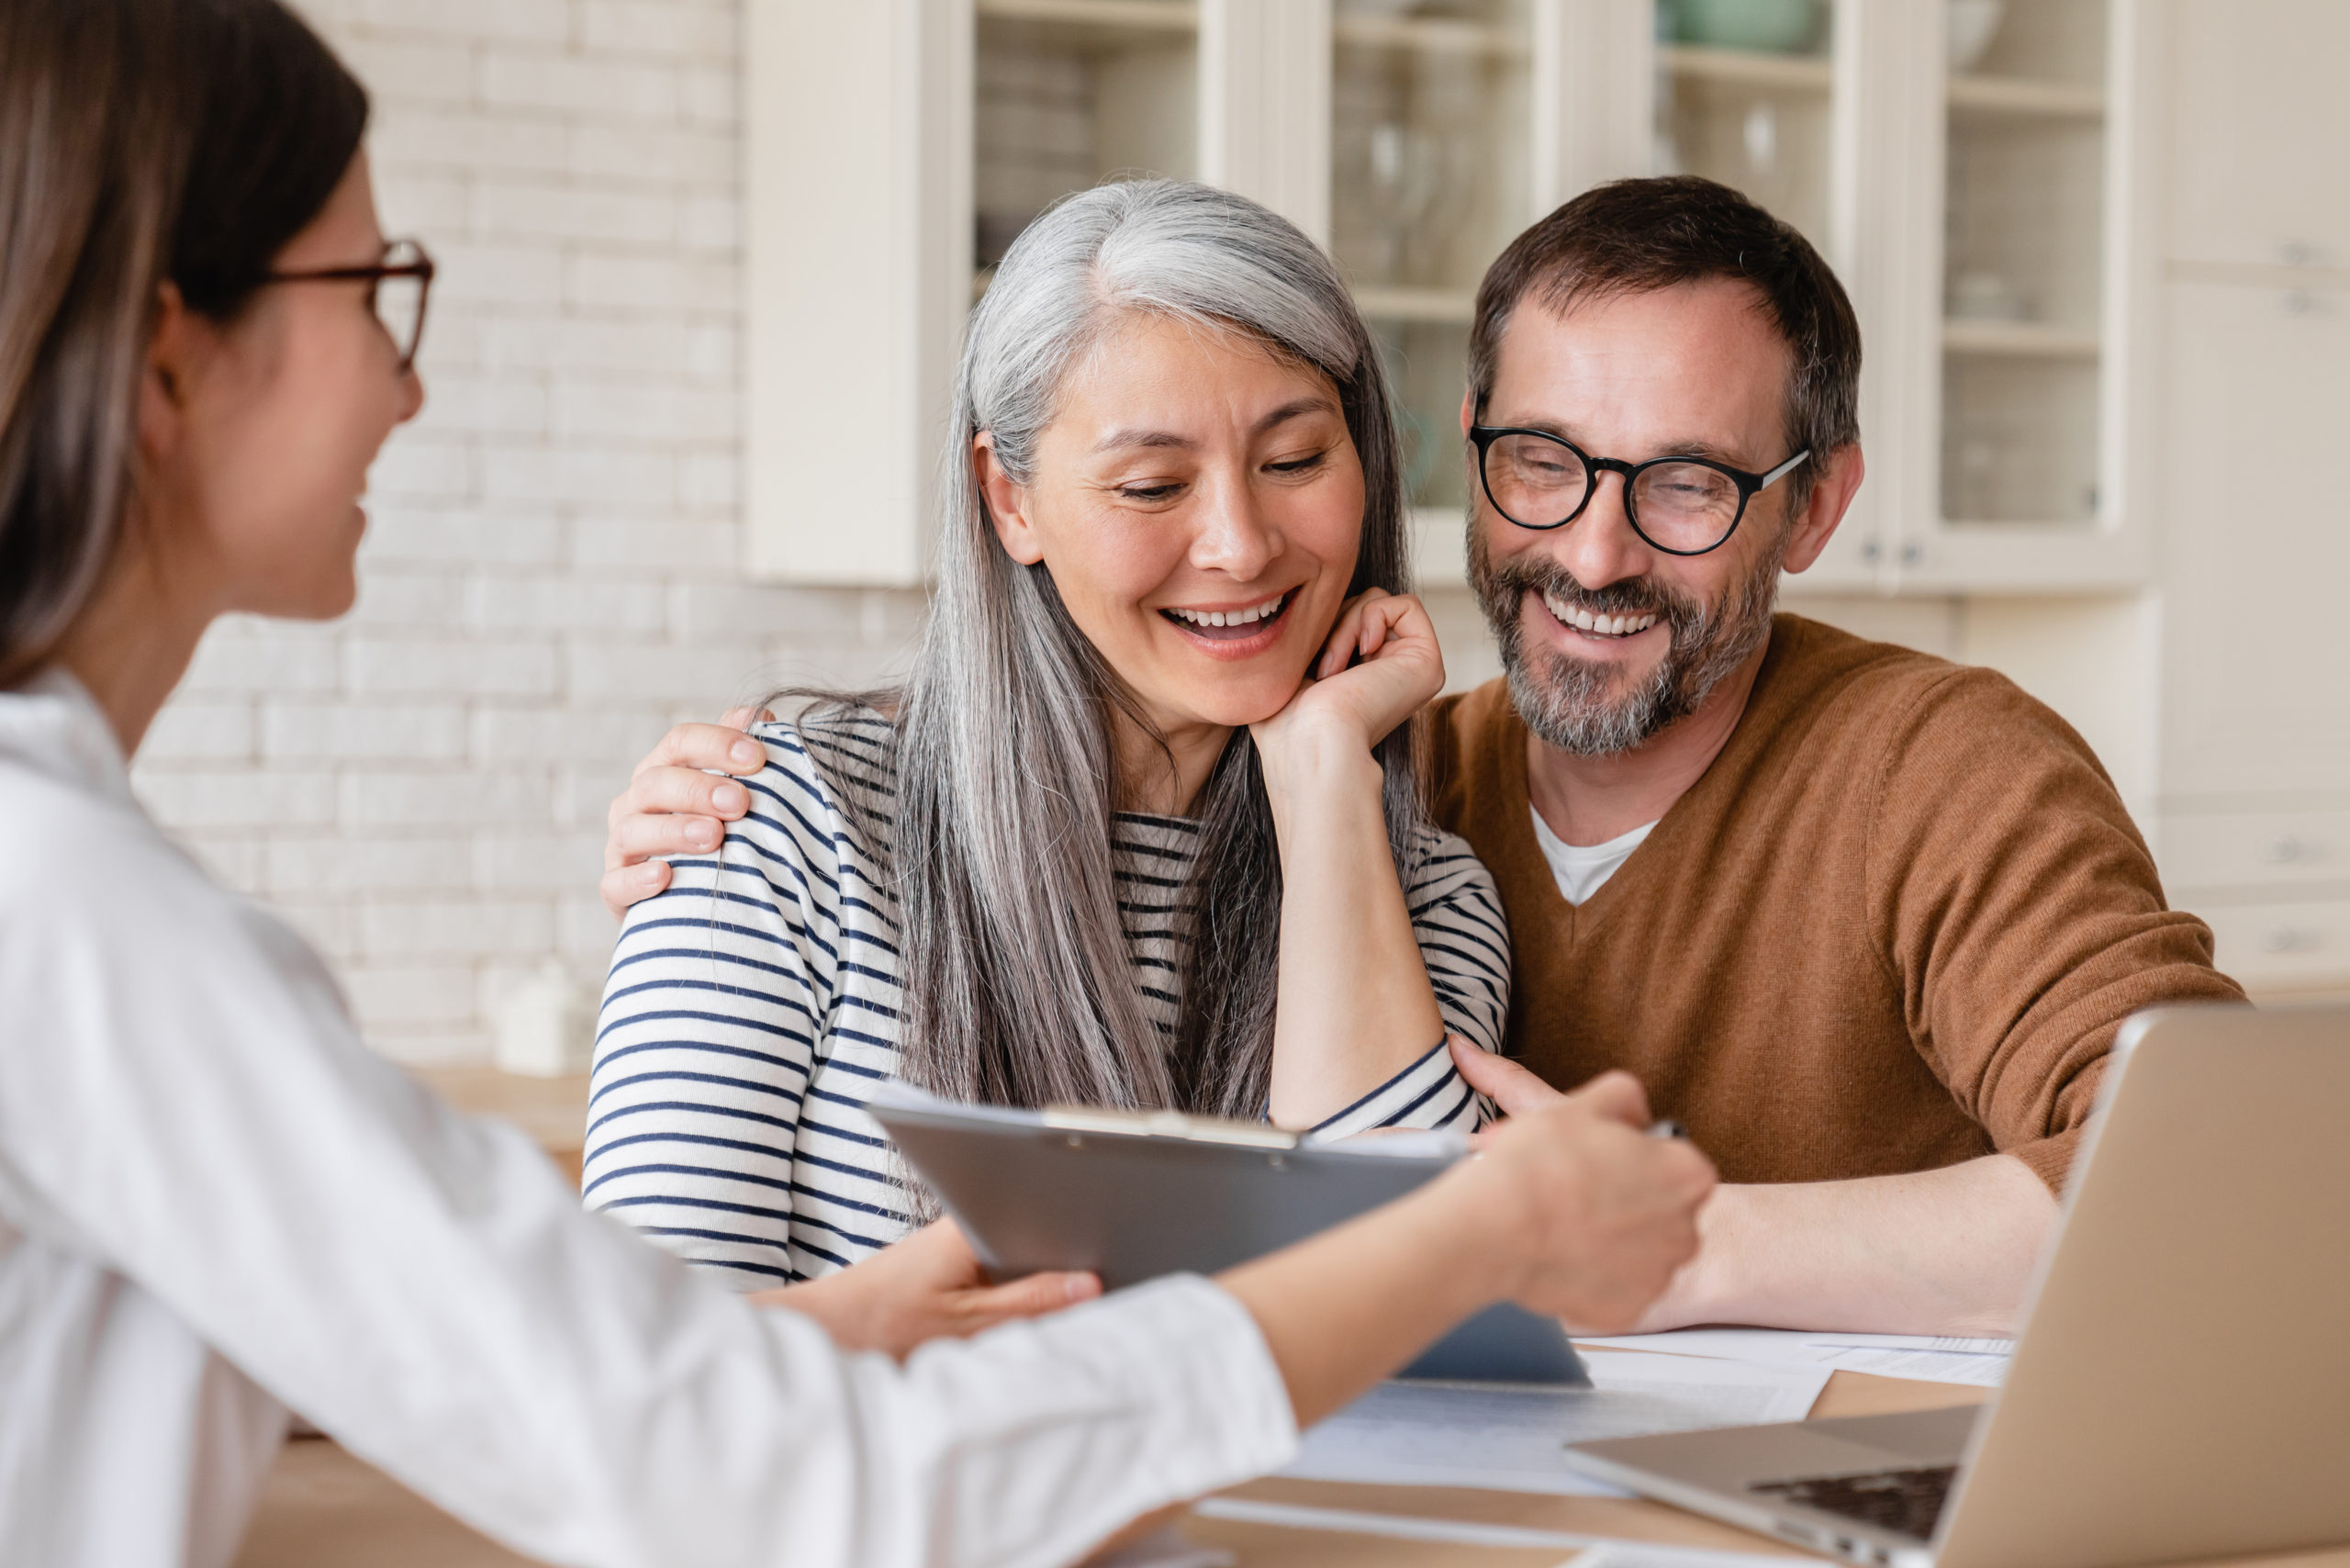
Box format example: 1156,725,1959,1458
593,179,1511,1306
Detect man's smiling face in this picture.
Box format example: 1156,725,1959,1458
1464,275,1813,757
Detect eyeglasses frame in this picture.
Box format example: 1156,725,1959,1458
1468,424,1811,557
263,238,437,374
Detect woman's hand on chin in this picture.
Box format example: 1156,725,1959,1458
750,1219,1102,1361
1249,589,1443,791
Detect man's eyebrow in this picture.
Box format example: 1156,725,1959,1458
1091,396,1340,454
1489,416,1751,467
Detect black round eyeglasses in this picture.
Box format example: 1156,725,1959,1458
1470,425,1810,556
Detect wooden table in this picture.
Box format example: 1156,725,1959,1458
229,1361,2350,1567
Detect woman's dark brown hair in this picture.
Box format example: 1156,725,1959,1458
0,0,367,686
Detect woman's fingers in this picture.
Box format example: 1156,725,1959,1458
1569,1069,1654,1132
950,1270,1103,1332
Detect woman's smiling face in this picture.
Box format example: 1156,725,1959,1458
977,311,1367,736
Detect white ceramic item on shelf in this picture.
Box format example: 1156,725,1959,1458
494,959,595,1078
1947,0,2006,73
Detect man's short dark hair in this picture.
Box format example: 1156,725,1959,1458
1467,176,1862,504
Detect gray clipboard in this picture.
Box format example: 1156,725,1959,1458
867,1081,1588,1386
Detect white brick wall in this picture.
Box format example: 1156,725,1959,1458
130,0,923,1065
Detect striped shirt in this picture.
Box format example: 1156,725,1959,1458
586,707,1512,1287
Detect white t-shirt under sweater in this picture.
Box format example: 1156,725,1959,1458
1529,806,1658,906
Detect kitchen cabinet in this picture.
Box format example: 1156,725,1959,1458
743,0,2169,596
2146,0,2350,995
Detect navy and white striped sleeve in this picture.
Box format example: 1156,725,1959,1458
582,727,846,1289
1306,827,1511,1139
1407,826,1511,1059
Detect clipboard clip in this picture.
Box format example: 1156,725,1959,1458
1039,1105,1300,1151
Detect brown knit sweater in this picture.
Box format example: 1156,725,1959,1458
1426,614,2244,1192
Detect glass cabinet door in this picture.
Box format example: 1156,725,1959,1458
973,1,1200,283
1937,0,2109,526
1331,0,1534,520
1653,0,1837,252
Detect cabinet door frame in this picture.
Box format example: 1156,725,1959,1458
744,0,973,588
1885,0,2167,594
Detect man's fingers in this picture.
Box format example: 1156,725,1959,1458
717,705,777,732
607,809,724,864
641,721,770,778
599,860,672,918
1451,1037,1567,1116
614,764,751,825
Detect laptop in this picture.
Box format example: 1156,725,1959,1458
1561,1002,2350,1568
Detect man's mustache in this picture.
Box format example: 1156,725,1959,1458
1479,557,1705,633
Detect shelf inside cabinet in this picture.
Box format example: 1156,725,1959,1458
1947,73,2104,119
1350,285,1476,324
975,0,1197,33
1333,14,1527,58
1942,319,2100,358
1662,45,1832,94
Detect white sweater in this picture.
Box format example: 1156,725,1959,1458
0,671,1295,1568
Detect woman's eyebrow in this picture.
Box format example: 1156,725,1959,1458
1092,427,1194,454
1089,397,1337,455
1254,395,1340,435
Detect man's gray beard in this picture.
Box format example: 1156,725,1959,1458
1469,518,1787,758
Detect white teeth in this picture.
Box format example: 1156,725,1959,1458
1541,590,1658,638
1169,593,1286,629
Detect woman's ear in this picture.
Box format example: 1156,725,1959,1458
974,433,1046,566
138,282,198,464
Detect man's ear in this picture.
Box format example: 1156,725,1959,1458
973,433,1045,566
138,282,198,465
1781,442,1865,575
1459,383,1475,439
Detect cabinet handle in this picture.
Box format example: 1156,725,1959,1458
2283,289,2320,317
1859,540,1882,563
1898,543,1924,566
2260,835,2316,865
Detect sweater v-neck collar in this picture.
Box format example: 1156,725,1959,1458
1500,617,1809,946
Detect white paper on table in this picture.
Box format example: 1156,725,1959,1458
1189,1495,1827,1563
1572,1544,1830,1568
1575,1328,2012,1388
1276,1350,1832,1495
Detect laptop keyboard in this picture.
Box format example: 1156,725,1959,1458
1749,1464,1957,1540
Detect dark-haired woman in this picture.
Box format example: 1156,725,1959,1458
0,2,1714,1563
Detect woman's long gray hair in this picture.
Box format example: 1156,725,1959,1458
875,178,1424,1121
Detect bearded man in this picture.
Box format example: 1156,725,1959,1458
1430,175,2242,1334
